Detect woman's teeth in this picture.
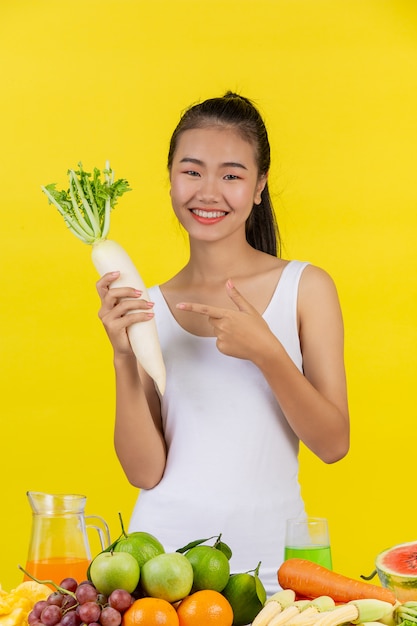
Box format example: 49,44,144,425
192,209,227,218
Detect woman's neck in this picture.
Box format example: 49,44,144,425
184,238,261,286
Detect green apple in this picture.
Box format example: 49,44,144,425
89,550,140,596
140,552,193,603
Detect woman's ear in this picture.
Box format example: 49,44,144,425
254,173,268,205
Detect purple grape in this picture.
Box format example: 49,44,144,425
28,612,42,626
62,596,77,611
100,607,122,626
108,590,132,613
75,584,98,604
47,593,64,607
59,578,78,593
77,602,101,624
41,604,62,626
32,601,48,619
60,612,81,626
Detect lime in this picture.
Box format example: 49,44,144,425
114,531,165,569
140,552,194,603
185,545,231,592
222,572,265,626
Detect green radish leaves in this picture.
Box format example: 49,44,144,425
42,162,131,244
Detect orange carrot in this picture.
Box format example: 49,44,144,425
278,559,397,605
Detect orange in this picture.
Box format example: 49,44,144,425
176,590,233,626
122,597,179,626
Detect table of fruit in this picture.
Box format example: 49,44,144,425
1,530,416,626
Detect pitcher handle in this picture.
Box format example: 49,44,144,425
85,515,111,551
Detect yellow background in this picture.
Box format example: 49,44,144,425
1,0,416,592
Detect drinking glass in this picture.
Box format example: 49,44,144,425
284,516,332,569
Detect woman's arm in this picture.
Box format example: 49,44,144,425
113,354,166,488
97,273,167,488
256,265,349,463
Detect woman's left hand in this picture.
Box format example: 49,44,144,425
176,279,275,362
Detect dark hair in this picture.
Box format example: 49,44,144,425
167,92,281,257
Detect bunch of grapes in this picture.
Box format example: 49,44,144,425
27,578,134,626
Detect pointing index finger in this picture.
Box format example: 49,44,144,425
176,302,224,318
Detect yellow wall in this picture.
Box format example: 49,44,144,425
1,0,416,591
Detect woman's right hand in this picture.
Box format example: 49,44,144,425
96,271,155,356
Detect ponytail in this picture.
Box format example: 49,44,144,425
246,184,280,257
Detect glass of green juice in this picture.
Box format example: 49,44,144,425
284,516,333,570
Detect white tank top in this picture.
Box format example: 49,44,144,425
129,260,309,595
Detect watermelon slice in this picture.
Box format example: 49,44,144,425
376,541,417,602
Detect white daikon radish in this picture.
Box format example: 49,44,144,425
91,238,166,394
42,161,166,395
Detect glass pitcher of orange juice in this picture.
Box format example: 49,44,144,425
24,491,111,584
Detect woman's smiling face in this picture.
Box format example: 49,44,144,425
169,126,267,242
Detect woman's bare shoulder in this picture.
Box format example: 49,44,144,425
298,263,343,321
300,263,339,292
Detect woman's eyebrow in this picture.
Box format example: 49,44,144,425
222,161,248,170
179,157,204,166
180,157,248,170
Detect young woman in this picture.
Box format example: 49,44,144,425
97,92,350,594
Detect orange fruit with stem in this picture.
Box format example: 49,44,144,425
176,590,233,626
122,597,179,626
